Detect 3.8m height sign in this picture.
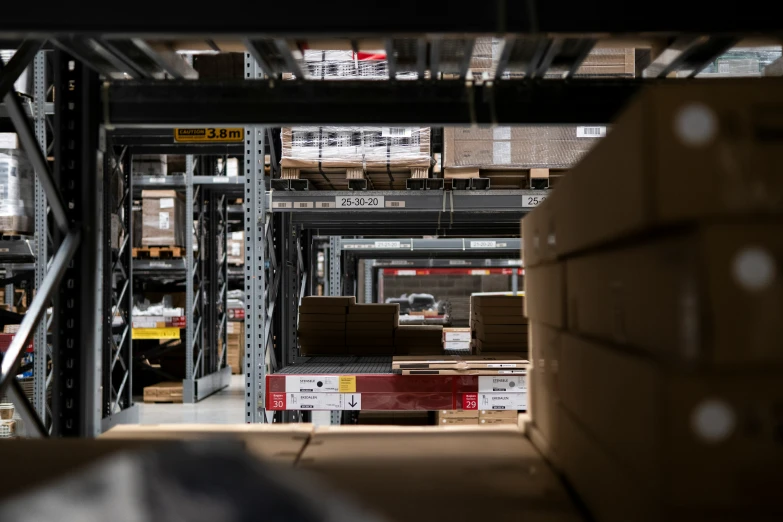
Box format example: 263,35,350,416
174,128,244,142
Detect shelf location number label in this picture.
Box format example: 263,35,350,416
335,196,385,209
522,195,547,208
470,240,497,248
174,128,244,142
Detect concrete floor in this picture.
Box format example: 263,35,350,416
137,374,245,424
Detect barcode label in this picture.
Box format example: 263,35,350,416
295,202,314,209
382,127,412,138
315,201,336,208
576,126,607,138
272,201,292,209
385,201,405,208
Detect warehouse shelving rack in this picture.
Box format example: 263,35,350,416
0,6,780,431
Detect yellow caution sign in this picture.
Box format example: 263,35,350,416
174,128,244,143
132,327,181,340
339,376,357,393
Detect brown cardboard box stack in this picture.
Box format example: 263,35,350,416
227,321,244,374
346,303,399,355
479,409,518,425
141,190,186,247
394,325,443,355
298,296,355,355
523,80,783,522
470,294,527,354
436,409,478,425
442,327,471,351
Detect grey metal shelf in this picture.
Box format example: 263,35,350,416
341,238,521,254
277,356,393,375
132,258,187,273
374,258,522,268
0,240,36,264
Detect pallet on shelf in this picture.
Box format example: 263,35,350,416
143,381,183,403
444,167,567,190
281,166,429,191
132,246,184,259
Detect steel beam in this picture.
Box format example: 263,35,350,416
0,40,41,99
103,78,660,126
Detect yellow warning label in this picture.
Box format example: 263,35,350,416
339,376,356,393
174,128,244,143
132,327,181,340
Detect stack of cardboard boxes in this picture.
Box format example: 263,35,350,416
298,296,354,355
470,295,527,354
523,80,783,522
436,409,520,426
346,304,399,355
140,190,186,248
442,327,471,352
394,325,443,355
227,321,244,374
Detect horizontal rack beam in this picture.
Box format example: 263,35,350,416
2,5,779,35
342,237,520,254
105,79,652,126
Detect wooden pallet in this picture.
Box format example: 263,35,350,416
132,246,184,259
443,167,567,189
143,381,183,403
282,166,429,191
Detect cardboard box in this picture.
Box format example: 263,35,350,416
296,426,581,522
443,341,471,350
348,304,400,315
298,306,349,316
552,80,783,257
473,323,529,335
437,410,480,419
479,409,519,418
472,315,528,326
298,321,346,332
141,190,186,247
392,354,528,371
0,133,18,149
101,424,312,463
528,322,561,460
438,417,479,425
443,328,471,342
479,417,518,425
227,231,244,265
346,315,397,326
521,194,558,267
523,262,566,328
444,126,603,170
133,154,167,176
559,333,783,510
566,221,783,365
475,340,526,353
299,313,346,324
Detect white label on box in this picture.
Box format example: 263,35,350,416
576,126,607,138
158,212,170,230
493,127,511,140
522,194,547,208
231,231,244,240
479,375,526,392
444,341,472,350
381,127,412,138
375,241,401,249
479,392,527,410
445,332,472,342
231,243,241,256
272,201,292,209
385,201,406,208
486,363,520,368
344,393,361,410
285,375,339,393
295,201,314,209
315,201,336,209
493,141,511,164
159,197,175,209
470,240,497,248
335,196,385,209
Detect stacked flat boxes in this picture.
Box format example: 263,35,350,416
298,296,354,355
436,409,478,425
443,327,471,352
227,321,244,374
523,80,783,522
470,295,527,354
395,325,443,355
346,304,399,355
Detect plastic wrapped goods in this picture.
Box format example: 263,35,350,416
0,150,34,235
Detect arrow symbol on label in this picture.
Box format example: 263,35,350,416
348,395,358,408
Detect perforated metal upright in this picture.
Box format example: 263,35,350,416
363,259,374,303
328,236,341,297
244,53,267,422
32,51,49,422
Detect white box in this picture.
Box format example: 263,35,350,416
0,133,19,149
444,332,471,342
444,341,472,350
